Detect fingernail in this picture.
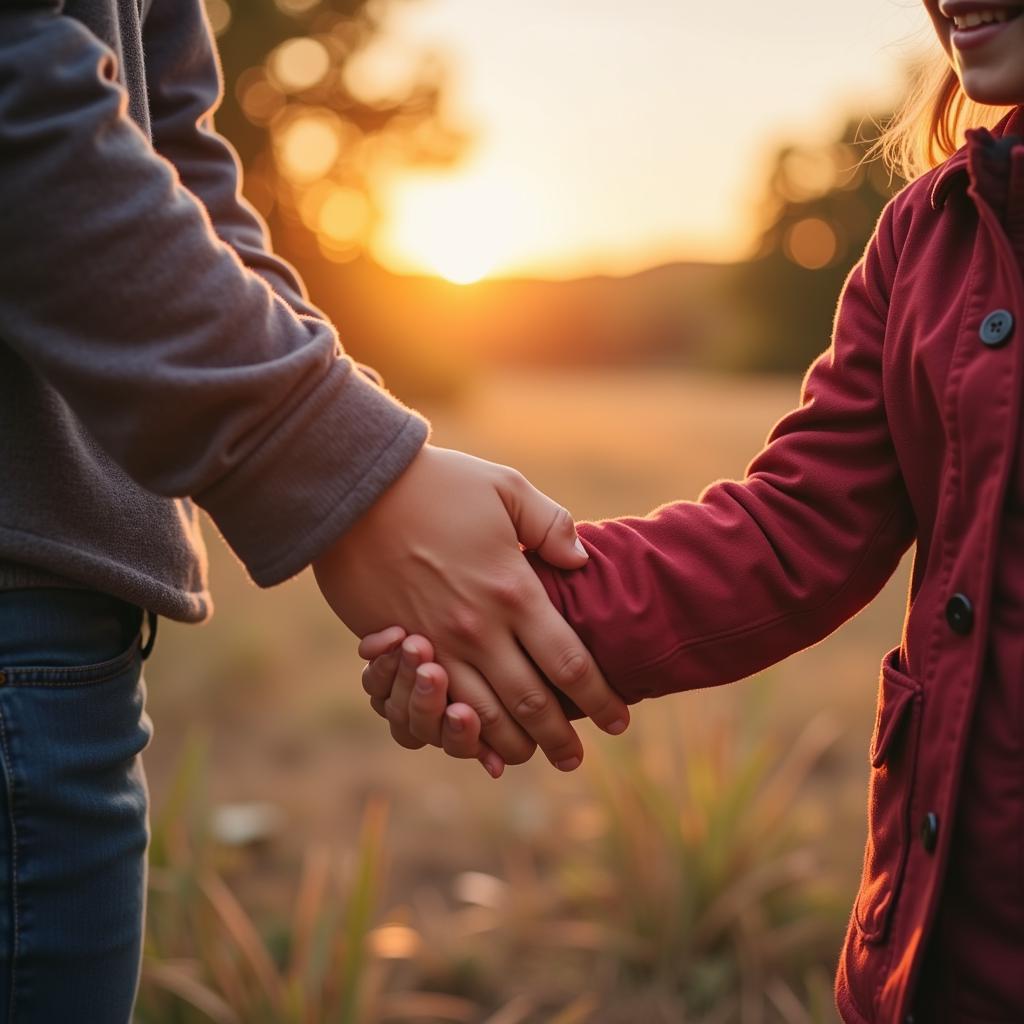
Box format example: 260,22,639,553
556,757,581,772
574,539,588,558
445,710,465,733
607,719,628,736
483,757,504,779
414,669,433,695
402,643,418,667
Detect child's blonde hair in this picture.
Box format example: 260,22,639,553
879,53,1013,181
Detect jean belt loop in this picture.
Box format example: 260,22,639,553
140,610,158,661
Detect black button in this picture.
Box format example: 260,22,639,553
980,309,1014,347
945,593,974,635
920,812,939,853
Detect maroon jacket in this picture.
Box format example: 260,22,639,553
535,107,1024,1022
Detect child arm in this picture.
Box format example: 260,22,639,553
531,199,915,705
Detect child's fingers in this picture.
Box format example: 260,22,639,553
478,745,506,779
409,672,505,778
407,663,449,746
389,719,427,750
362,648,402,701
384,636,435,736
358,626,407,661
442,705,507,779
442,703,486,758
370,694,425,749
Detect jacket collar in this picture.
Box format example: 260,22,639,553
931,106,1024,209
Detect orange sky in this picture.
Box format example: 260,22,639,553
359,0,934,282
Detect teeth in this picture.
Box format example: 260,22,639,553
953,8,1010,28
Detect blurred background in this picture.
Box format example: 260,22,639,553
138,2,935,1021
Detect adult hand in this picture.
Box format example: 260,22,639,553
313,445,630,770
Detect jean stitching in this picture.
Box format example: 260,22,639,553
0,705,20,1022
6,670,135,690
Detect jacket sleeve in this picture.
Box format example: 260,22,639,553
533,199,916,704
0,5,428,587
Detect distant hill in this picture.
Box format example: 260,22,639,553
293,253,744,401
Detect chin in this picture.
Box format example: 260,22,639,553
958,67,1024,106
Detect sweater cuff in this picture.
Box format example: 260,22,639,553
198,358,429,586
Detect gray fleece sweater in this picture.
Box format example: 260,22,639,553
0,0,429,621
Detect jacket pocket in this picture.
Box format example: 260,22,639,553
853,646,922,944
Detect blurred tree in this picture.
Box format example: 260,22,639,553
200,0,474,400
207,0,467,264
726,114,906,373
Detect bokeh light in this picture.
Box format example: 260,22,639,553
318,187,372,244
273,0,318,14
367,924,422,960
785,217,839,270
343,41,420,107
274,111,344,184
237,72,285,125
269,37,332,94
780,149,838,203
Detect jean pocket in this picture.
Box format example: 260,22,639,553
853,646,922,944
1,637,141,688
0,589,145,687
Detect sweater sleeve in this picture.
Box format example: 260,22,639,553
142,0,325,320
0,6,428,587
532,200,916,704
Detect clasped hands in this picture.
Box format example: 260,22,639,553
313,445,628,778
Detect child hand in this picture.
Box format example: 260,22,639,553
359,628,503,779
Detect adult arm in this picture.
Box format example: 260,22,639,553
533,199,917,703
0,3,426,585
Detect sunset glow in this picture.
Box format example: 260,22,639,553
365,0,932,281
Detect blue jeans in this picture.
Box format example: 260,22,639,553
0,589,153,1023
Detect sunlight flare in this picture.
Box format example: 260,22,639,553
372,171,533,283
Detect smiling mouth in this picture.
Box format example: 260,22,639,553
942,5,1024,30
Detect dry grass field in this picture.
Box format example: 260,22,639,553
138,369,910,1024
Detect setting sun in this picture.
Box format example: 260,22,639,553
431,252,494,286
372,170,533,283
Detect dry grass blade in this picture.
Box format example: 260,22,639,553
337,797,390,1024
548,994,600,1024
534,919,607,951
751,713,842,836
766,978,815,1024
289,842,332,984
200,871,287,1013
143,959,241,1024
693,847,818,946
767,916,836,960
482,994,535,1024
201,936,249,1019
376,992,479,1022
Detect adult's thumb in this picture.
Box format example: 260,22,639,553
498,471,589,570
